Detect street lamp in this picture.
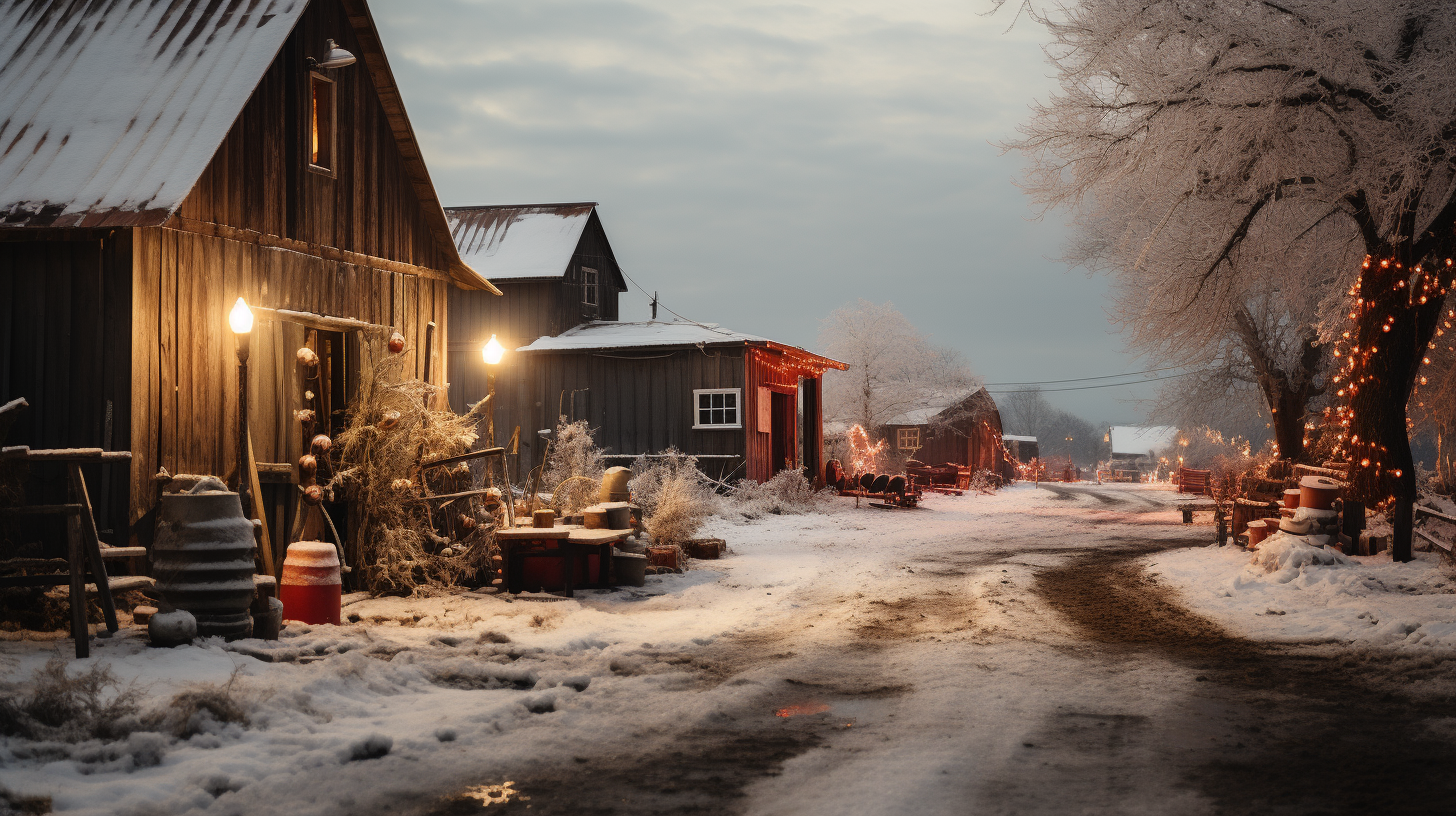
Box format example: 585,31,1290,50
229,298,254,515
482,335,503,446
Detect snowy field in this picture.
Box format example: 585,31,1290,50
3,482,1454,815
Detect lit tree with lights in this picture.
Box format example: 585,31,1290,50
1011,0,1456,560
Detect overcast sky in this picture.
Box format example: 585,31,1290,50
372,0,1161,426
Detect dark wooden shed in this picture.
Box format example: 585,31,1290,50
0,0,495,547
443,203,626,421
880,389,1014,479
514,321,846,483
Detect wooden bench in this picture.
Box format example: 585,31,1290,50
1177,467,1211,495
1177,500,1218,524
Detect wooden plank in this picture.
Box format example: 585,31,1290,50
131,229,162,533
247,433,275,575
71,463,118,632
159,228,178,477
1415,506,1456,525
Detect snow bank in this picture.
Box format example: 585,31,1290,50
1149,542,1456,650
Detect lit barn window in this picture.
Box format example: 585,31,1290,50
310,73,335,174
897,427,920,450
693,389,741,429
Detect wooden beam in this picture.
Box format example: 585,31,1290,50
164,218,454,283
253,306,391,336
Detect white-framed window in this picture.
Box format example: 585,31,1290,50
582,267,598,306
693,388,741,429
897,427,920,450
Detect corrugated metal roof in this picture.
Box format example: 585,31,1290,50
519,319,846,371
517,319,770,352
0,0,306,227
446,203,597,281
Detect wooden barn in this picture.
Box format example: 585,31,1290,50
514,321,846,483
0,0,496,549
1002,434,1039,463
880,389,1014,480
443,203,627,443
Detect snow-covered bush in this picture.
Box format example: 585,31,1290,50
0,657,142,743
1250,535,1350,582
543,417,605,516
630,450,717,544
725,470,828,518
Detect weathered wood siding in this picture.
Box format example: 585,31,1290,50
172,0,453,272
881,391,1006,473
127,228,448,535
502,348,748,481
0,233,134,539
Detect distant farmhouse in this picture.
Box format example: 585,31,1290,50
1002,435,1039,463
878,389,1014,480
444,204,845,482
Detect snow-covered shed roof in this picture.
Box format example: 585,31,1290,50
518,320,847,371
1109,425,1179,456
0,0,495,292
445,203,625,285
1002,434,1038,443
885,406,949,426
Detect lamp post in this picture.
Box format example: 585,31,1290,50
229,298,255,515
482,335,504,447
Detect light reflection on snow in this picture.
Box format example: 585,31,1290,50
463,781,530,807
774,702,831,717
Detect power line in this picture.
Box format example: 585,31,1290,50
617,267,734,338
986,371,1200,394
983,365,1190,387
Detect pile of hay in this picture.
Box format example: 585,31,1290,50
327,341,495,595
630,449,718,545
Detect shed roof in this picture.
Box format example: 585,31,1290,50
1109,425,1179,456
884,388,997,427
445,203,625,285
0,0,495,292
1002,434,1038,443
518,319,847,371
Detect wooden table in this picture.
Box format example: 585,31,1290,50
496,524,632,597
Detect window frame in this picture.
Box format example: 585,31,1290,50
308,71,337,177
692,388,743,430
897,427,920,450
581,266,599,306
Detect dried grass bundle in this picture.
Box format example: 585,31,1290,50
327,341,494,595
630,450,717,545
725,469,824,517
542,418,604,516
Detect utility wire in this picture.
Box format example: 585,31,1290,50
986,371,1200,394
983,365,1190,386
617,267,735,338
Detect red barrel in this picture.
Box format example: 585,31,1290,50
1246,519,1270,548
279,541,342,625
1299,476,1341,511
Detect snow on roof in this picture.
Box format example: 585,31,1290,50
885,406,949,426
446,204,596,280
1002,434,1038,443
1110,425,1179,456
518,320,769,352
0,0,306,227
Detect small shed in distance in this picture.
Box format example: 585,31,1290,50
879,389,1013,479
1109,425,1180,461
1002,435,1039,463
517,320,847,483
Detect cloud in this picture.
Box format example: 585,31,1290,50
372,0,1157,423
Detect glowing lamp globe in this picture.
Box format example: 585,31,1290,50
482,335,504,366
229,298,254,334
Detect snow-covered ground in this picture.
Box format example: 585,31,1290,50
3,482,1453,815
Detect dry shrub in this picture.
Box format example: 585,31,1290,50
141,674,249,739
542,418,604,516
725,469,824,518
630,450,716,545
327,339,495,595
0,786,50,814
0,657,142,743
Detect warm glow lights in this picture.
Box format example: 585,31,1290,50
228,297,254,334
482,334,504,365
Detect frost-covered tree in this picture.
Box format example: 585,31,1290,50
1012,0,1456,560
818,300,979,431
1072,187,1341,461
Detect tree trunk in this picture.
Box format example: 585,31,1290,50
1341,254,1450,562
1270,388,1309,463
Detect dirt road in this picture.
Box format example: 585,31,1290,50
419,485,1456,816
